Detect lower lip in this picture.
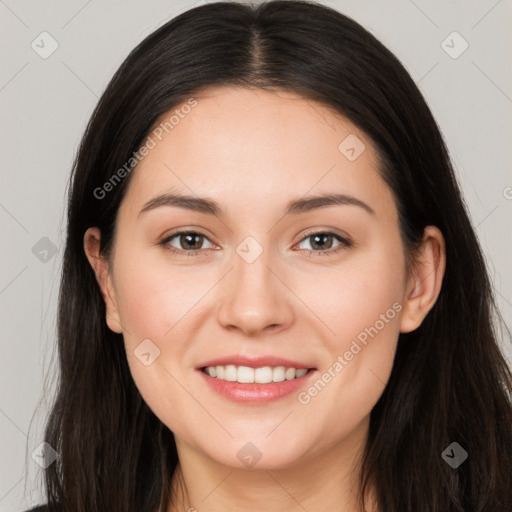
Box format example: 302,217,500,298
197,368,317,404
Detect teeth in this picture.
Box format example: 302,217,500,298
273,366,286,382
254,366,272,383
285,367,297,380
203,365,310,384
225,364,237,381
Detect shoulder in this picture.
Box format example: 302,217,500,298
23,506,49,512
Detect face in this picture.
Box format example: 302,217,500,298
85,86,437,472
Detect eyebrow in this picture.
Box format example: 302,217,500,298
138,192,375,218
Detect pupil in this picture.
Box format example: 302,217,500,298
183,233,202,250
312,234,332,250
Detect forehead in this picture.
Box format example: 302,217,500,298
119,85,392,220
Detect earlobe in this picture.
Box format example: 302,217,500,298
399,226,446,333
83,227,123,333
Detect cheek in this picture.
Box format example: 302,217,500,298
115,269,169,340
112,252,216,397
296,239,405,412
114,251,209,341
300,240,405,346
113,259,203,423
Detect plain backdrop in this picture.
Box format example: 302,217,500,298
1,1,511,510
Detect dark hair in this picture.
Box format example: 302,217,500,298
34,1,512,511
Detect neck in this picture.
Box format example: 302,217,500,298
166,416,377,512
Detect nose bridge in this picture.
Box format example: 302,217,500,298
216,236,294,334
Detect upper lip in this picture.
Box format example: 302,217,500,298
196,355,316,370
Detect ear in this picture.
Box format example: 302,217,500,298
399,225,446,333
83,227,123,333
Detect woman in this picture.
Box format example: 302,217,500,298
27,1,512,511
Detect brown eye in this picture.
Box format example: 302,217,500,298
177,233,204,250
161,231,215,254
296,232,352,256
308,233,335,250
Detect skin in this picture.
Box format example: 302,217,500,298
84,86,446,512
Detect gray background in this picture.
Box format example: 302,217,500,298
1,0,511,510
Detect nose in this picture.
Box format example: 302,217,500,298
216,246,295,336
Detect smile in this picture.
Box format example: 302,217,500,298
198,365,318,404
202,365,311,384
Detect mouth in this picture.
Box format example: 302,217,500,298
199,365,317,384
197,364,318,404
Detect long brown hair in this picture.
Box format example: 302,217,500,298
35,1,512,511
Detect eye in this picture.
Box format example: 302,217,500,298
160,231,216,256
295,231,352,256
159,229,352,258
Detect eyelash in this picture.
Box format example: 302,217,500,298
159,230,353,258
